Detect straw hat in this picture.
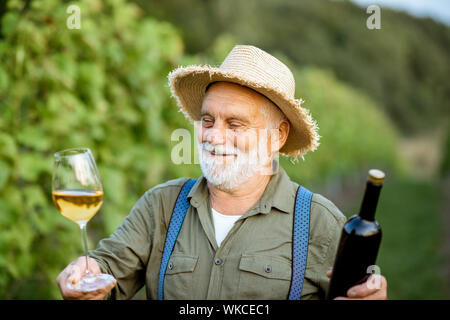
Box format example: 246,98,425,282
168,45,320,159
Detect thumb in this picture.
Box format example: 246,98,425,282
326,268,333,278
87,257,102,275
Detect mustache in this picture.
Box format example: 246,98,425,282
201,142,239,156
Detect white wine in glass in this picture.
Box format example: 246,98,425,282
52,148,115,292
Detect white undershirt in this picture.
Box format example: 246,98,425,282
211,207,242,247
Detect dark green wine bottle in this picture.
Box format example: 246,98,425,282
326,169,385,300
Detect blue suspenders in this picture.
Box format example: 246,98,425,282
288,185,313,300
157,178,313,300
157,179,197,300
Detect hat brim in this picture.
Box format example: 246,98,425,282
168,65,320,158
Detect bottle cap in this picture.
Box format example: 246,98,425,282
368,169,385,185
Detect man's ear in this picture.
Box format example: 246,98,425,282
267,119,290,155
277,119,290,150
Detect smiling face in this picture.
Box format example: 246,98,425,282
197,82,290,191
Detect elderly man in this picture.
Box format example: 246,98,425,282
57,45,387,300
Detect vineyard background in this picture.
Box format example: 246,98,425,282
0,0,449,299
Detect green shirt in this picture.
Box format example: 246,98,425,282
89,165,347,300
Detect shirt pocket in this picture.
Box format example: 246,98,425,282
237,253,291,299
164,254,198,299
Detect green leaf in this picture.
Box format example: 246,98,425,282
101,203,128,235
0,132,18,160
98,165,126,204
2,185,23,213
17,153,51,182
23,185,48,211
16,126,51,151
0,199,14,227
0,66,9,93
1,12,20,38
0,160,10,190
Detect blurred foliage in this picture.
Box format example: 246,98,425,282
0,0,431,299
440,128,450,176
282,66,408,185
375,177,446,299
0,0,199,298
138,0,450,136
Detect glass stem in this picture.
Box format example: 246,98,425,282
79,222,90,277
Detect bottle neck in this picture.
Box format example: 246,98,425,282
359,181,382,221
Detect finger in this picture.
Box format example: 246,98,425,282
86,278,117,295
98,279,116,295
87,257,102,275
96,280,116,300
59,278,89,300
57,265,78,299
63,288,89,300
326,268,332,278
347,275,387,298
83,279,117,300
333,296,351,300
68,264,83,284
56,268,68,286
108,279,117,291
70,256,95,283
347,283,377,298
82,290,104,300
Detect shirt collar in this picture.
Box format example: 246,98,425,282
187,161,297,215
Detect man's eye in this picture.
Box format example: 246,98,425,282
202,119,213,126
229,122,242,128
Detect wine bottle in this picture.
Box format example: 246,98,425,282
326,169,385,300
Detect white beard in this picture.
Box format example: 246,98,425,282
197,140,268,191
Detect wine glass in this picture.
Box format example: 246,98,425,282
52,148,115,292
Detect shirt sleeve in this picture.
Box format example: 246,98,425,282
89,190,155,300
314,200,347,298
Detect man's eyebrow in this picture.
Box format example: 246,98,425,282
227,115,249,123
200,111,213,117
200,112,249,123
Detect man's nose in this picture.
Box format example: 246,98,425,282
204,127,227,145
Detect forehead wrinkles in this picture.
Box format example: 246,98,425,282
203,89,257,112
202,89,272,125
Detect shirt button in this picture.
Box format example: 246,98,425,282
168,262,174,270
265,265,272,273
214,258,223,265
